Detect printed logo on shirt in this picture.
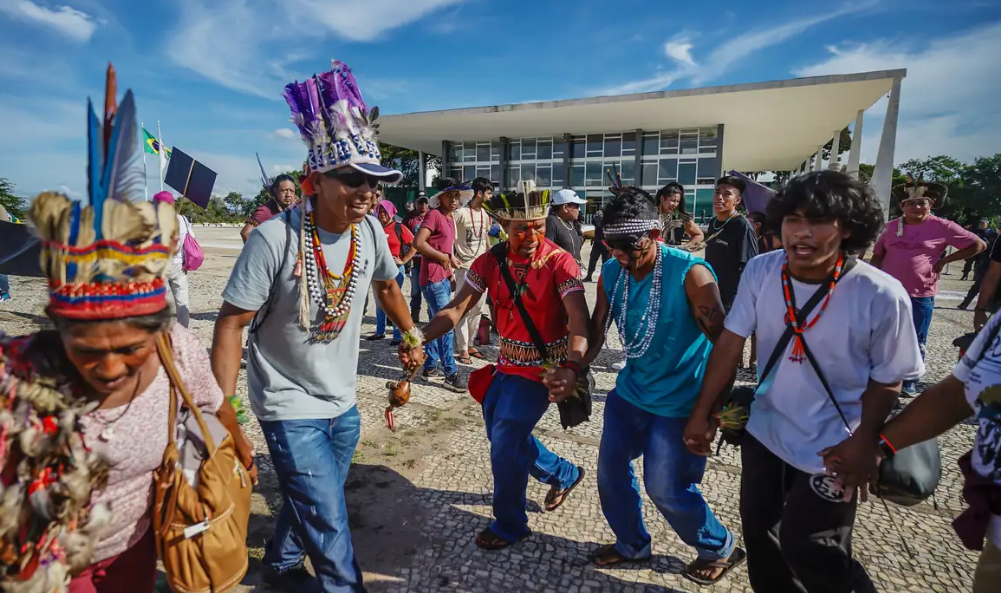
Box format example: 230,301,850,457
713,239,729,247
809,474,846,502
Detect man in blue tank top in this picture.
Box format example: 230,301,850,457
549,187,746,585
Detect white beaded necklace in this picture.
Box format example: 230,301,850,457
303,212,363,318
603,243,664,359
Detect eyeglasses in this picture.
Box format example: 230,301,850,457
323,168,381,189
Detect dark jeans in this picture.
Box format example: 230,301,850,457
409,261,422,320
261,407,366,593
375,265,405,340
740,435,875,593
962,259,990,307
585,242,609,279
0,274,8,295
421,279,457,376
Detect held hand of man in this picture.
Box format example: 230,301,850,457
933,260,947,275
683,415,717,457
819,434,880,503
234,430,258,486
397,342,426,373
975,309,989,332
450,256,462,270
393,257,404,266
543,368,577,403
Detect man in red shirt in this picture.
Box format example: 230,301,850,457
407,185,589,550
368,200,417,345
413,185,470,392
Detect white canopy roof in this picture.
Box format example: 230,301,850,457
378,69,905,172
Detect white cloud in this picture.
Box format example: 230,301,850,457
793,21,1001,164
0,0,98,42
596,1,879,95
271,164,295,173
270,128,296,139
169,0,467,98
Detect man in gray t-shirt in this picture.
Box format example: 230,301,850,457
212,158,424,590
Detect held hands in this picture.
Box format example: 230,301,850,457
542,367,577,403
397,341,426,374
234,430,258,486
683,414,717,457
819,434,881,503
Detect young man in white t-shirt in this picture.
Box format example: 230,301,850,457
153,191,191,328
684,171,924,592
452,177,492,363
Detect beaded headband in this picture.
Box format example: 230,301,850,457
602,219,659,238
29,64,176,321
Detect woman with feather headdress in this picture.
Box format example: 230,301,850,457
0,66,255,593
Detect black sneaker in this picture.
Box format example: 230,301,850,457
422,367,440,379
366,334,386,341
958,303,970,311
390,339,402,346
443,373,468,393
262,561,312,589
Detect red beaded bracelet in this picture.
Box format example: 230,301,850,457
560,360,583,377
879,433,898,454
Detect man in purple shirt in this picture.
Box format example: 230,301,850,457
414,186,468,392
870,178,984,394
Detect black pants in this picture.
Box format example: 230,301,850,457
963,257,976,278
740,435,876,593
962,259,990,307
585,242,609,279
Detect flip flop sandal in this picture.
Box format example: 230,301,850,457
468,349,487,360
587,544,651,567
682,547,746,585
457,355,473,364
475,527,530,551
544,467,586,512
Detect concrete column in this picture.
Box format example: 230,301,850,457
499,137,509,190
847,109,864,179
418,151,426,189
562,133,572,189
829,131,841,169
716,123,726,178
441,141,451,181
872,78,902,219
633,128,643,186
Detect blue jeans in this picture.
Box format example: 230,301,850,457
905,296,934,392
260,407,365,593
375,265,405,340
598,390,734,561
482,373,580,541
421,279,457,376
0,274,8,295
409,263,422,318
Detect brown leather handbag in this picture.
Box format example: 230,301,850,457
153,333,252,593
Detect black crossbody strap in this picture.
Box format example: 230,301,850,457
494,248,550,358
757,256,858,388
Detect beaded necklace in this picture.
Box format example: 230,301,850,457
469,207,486,240
303,211,363,342
780,253,845,363
603,242,664,359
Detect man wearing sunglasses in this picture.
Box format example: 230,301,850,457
546,189,586,271
549,187,743,585
213,62,425,593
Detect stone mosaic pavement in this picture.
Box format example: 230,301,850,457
0,228,983,592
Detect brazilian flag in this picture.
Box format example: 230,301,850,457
142,128,171,159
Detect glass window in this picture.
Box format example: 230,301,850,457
508,141,521,161
659,158,678,182
450,167,462,182
553,138,567,159
522,138,537,160
585,162,602,186
538,139,553,160
620,159,636,185
571,136,586,159
537,163,552,187
552,164,566,187
642,132,659,156
678,162,696,186
477,143,490,162
450,143,463,163
695,189,714,214
491,164,501,184
641,162,657,187
660,130,679,154
521,163,536,182
587,134,603,157
476,165,490,178
603,135,621,158
462,145,476,162
507,166,521,187
680,133,699,155
464,165,475,181
700,128,718,152
622,132,636,156
571,164,585,186
491,140,501,161
698,157,718,180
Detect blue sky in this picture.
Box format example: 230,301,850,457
1,0,999,199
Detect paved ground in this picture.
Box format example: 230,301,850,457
0,226,983,592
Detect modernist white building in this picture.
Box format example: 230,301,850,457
379,69,905,216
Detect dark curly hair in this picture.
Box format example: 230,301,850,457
602,186,659,228
765,171,884,254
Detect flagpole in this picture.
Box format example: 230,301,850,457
141,121,148,200
157,120,165,191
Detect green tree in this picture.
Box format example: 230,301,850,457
823,127,853,161
0,178,26,219
959,153,1001,222
378,143,441,188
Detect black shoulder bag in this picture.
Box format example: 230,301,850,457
493,247,593,429
720,256,858,447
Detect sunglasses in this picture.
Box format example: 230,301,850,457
323,168,381,189
603,234,650,253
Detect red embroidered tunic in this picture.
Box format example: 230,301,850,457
465,239,583,382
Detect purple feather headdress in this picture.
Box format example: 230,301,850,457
283,60,382,174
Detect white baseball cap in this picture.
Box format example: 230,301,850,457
553,189,586,206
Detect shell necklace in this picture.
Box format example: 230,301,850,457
303,211,363,342
603,244,664,359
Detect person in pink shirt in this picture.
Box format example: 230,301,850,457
870,177,984,394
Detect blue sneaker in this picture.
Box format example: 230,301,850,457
0,292,10,302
